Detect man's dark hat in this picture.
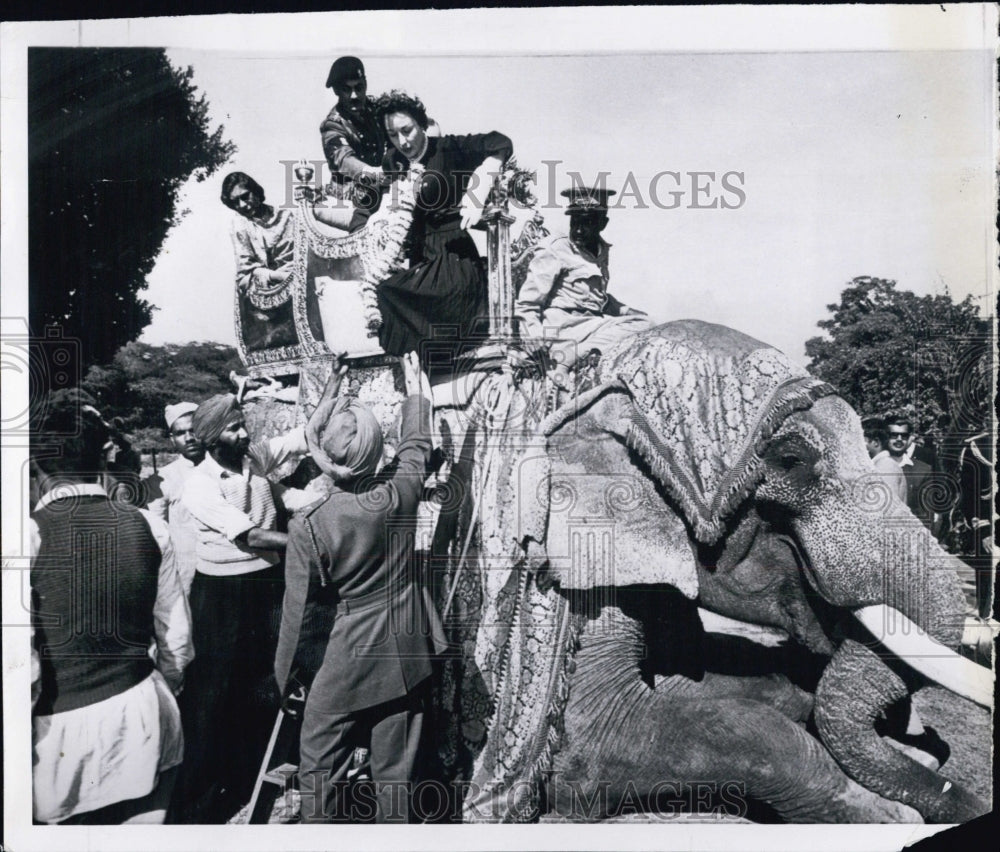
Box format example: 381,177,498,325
326,56,365,89
561,185,616,215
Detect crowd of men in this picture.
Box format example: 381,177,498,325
31,350,440,825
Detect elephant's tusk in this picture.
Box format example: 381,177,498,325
852,605,995,709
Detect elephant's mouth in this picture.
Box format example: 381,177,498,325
850,605,993,709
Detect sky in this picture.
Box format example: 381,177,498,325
132,27,996,363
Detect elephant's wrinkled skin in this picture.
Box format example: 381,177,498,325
451,321,989,823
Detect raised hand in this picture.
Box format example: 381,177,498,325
459,194,484,230
401,351,431,401
306,353,350,478
401,351,420,395
330,351,350,383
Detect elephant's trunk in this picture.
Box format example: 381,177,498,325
815,639,987,822
812,519,990,822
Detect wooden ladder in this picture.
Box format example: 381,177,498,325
246,688,306,824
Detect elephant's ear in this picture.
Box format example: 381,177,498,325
591,327,839,545
541,390,701,599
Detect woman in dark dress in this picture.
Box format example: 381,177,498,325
373,91,513,362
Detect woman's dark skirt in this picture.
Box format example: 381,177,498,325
376,227,489,371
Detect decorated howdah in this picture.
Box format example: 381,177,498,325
234,162,419,378
235,159,546,378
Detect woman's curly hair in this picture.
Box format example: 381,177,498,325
373,90,429,131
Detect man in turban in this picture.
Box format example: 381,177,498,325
144,401,204,596
275,352,447,824
171,392,317,823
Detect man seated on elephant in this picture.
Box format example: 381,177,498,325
515,186,652,389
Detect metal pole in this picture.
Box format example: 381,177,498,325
483,175,516,343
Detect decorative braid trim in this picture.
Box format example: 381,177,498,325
538,380,625,438
517,599,586,821
623,377,839,545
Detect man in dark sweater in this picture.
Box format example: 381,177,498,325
30,390,192,824
320,56,385,202
319,55,440,208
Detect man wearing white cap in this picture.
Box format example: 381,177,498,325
144,402,205,596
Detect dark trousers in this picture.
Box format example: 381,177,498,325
298,681,427,824
169,564,283,823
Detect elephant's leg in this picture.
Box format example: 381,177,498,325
657,671,814,723
553,690,920,823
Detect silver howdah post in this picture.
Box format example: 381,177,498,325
483,173,516,343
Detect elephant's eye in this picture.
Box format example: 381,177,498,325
778,454,801,471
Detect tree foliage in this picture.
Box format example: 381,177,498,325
82,341,243,451
805,276,991,443
29,48,235,374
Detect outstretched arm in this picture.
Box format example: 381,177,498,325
310,204,359,233
306,353,350,478
392,352,434,508
321,114,375,183
460,155,506,230
239,527,289,551
401,350,432,408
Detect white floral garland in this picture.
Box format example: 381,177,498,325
356,165,423,333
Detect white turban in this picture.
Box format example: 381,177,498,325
165,401,199,430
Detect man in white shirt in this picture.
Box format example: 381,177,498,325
144,401,204,596
171,384,336,822
862,416,907,504
171,392,314,823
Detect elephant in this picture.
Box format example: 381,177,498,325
430,319,991,824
